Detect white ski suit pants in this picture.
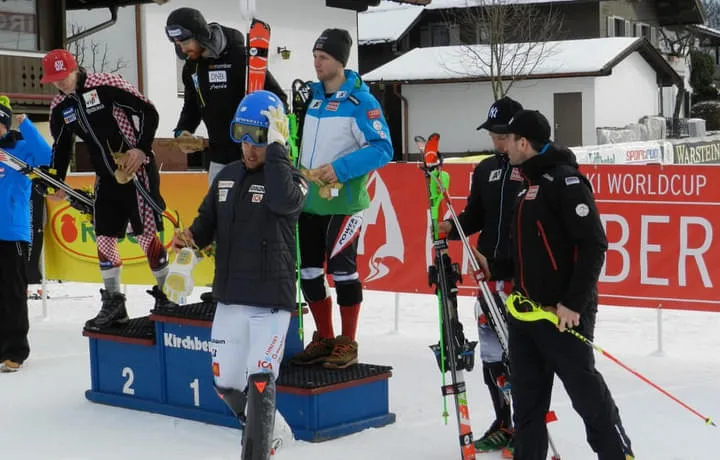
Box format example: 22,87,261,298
210,303,291,391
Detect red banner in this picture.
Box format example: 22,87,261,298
356,163,720,312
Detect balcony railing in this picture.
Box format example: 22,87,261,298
0,50,57,112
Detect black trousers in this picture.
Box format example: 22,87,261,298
509,308,632,460
26,187,45,284
0,241,30,364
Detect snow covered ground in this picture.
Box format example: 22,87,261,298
2,281,719,459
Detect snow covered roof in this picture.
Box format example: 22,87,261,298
362,37,683,87
359,0,580,44
369,0,577,11
358,4,423,44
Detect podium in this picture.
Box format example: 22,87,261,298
83,300,396,441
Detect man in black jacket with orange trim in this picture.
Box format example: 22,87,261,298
166,7,288,185
485,109,634,460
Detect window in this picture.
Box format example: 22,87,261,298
634,23,651,41
419,23,451,47
606,16,628,37
0,0,38,51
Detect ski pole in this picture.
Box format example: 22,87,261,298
506,292,717,427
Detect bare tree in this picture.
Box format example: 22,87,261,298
66,24,129,74
658,26,696,118
701,0,720,29
443,0,563,100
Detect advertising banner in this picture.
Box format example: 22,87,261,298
672,137,720,164
43,163,720,311
584,164,720,311
571,141,673,165
44,173,215,287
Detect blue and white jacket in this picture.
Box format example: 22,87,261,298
0,118,52,242
299,70,393,215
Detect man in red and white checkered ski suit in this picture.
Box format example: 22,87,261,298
42,49,173,330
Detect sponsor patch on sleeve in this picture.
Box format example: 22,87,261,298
575,203,590,217
367,108,381,119
565,176,580,186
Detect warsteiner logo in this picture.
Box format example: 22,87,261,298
49,203,175,264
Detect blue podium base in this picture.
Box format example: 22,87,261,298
85,389,241,429
83,305,395,442
291,413,396,443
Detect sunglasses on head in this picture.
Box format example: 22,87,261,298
231,123,268,146
165,24,194,42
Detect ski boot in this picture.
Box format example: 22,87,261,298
147,285,178,310
85,289,128,330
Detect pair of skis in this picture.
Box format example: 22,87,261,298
0,147,94,216
418,134,561,460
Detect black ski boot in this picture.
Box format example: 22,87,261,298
147,285,178,310
85,289,129,330
200,291,216,304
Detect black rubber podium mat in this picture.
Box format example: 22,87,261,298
278,363,393,389
150,301,216,322
82,316,155,344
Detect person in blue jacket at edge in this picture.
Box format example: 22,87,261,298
0,95,53,372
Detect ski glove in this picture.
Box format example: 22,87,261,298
262,106,289,147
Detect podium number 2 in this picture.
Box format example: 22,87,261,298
122,367,135,395
190,378,200,406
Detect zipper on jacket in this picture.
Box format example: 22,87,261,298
261,239,268,281
516,181,528,294
536,220,558,271
493,159,510,259
194,62,206,107
71,93,116,178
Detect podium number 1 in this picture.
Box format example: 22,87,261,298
190,378,200,407
122,367,135,395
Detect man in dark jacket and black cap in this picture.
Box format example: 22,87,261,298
165,7,288,185
479,109,634,460
438,96,524,456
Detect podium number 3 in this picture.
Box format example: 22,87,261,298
122,367,135,395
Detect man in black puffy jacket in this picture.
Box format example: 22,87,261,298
483,109,634,460
166,7,288,185
171,90,306,460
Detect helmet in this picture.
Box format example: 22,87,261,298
230,90,284,146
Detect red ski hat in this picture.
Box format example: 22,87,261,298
41,49,78,84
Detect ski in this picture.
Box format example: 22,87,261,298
0,147,94,215
420,133,478,460
288,78,312,163
418,137,562,460
287,78,313,337
246,18,271,94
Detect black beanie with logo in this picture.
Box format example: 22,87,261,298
313,28,353,66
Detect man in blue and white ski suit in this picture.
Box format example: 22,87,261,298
292,29,393,369
0,95,52,372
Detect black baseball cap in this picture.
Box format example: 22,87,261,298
505,110,551,144
477,97,523,132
